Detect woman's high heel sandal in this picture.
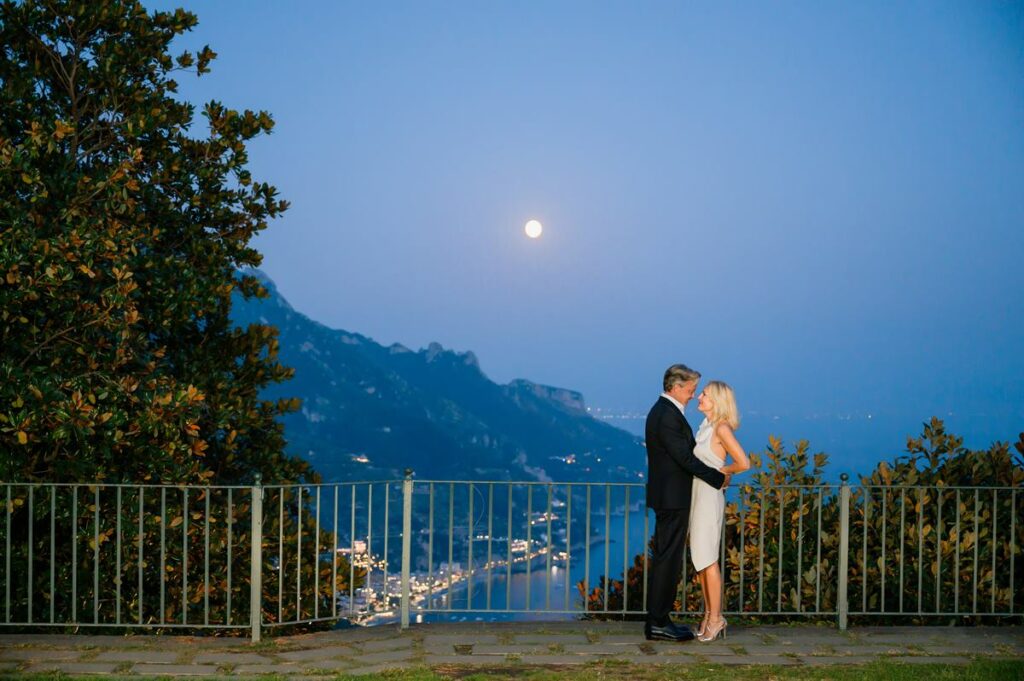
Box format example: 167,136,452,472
698,617,727,642
696,617,709,638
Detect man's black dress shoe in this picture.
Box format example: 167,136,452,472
644,621,696,642
670,623,696,640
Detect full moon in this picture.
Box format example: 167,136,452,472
524,219,543,239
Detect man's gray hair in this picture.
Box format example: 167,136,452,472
663,364,701,392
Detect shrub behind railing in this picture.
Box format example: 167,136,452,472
583,418,1024,624
0,481,362,633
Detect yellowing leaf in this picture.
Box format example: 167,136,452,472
53,120,74,140
16,431,27,445
169,516,183,528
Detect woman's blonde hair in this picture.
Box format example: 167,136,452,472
704,380,740,429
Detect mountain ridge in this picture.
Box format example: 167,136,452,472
232,270,646,483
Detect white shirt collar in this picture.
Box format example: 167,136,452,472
661,392,686,416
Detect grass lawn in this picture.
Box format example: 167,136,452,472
5,659,1023,681
445,659,1024,681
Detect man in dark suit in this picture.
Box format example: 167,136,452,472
644,364,730,641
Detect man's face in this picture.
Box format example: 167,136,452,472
670,380,699,406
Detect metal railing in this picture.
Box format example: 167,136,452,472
1,473,1020,639
0,481,258,632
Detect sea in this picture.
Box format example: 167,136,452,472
406,512,649,623
601,410,1023,482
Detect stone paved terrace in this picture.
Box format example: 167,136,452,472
0,622,1022,677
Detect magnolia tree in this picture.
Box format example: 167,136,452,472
0,0,308,485
0,1,357,630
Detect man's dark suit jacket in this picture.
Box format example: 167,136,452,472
645,396,727,510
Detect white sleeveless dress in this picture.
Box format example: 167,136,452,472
689,418,725,572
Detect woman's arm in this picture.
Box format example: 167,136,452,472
716,423,750,475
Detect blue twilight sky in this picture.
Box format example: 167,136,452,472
151,1,1023,452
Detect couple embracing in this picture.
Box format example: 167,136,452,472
644,364,751,642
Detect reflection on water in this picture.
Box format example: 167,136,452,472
418,512,650,621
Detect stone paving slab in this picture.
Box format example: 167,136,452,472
472,644,559,656
132,664,221,675
628,645,680,657
0,635,248,648
771,643,891,655
709,626,764,639
594,634,649,644
355,636,415,652
355,649,416,665
855,626,975,637
193,653,277,665
763,630,853,641
564,643,642,655
284,628,389,645
691,645,748,656
278,646,353,662
0,649,81,661
639,642,703,655
423,633,500,646
23,662,121,674
794,646,845,655
855,632,965,644
752,644,850,655
760,635,853,645
513,634,589,645
95,650,182,663
231,664,303,675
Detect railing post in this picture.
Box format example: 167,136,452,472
838,473,850,631
250,474,263,642
400,469,414,629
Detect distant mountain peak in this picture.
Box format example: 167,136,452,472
421,341,481,370
424,341,445,362
507,379,587,414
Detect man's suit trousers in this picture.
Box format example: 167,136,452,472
646,508,689,626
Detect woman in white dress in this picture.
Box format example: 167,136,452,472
690,381,750,642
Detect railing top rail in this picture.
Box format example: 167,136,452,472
856,484,1021,490
1,480,1018,491
0,481,255,490
382,480,1018,492
261,480,396,489
407,479,647,487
